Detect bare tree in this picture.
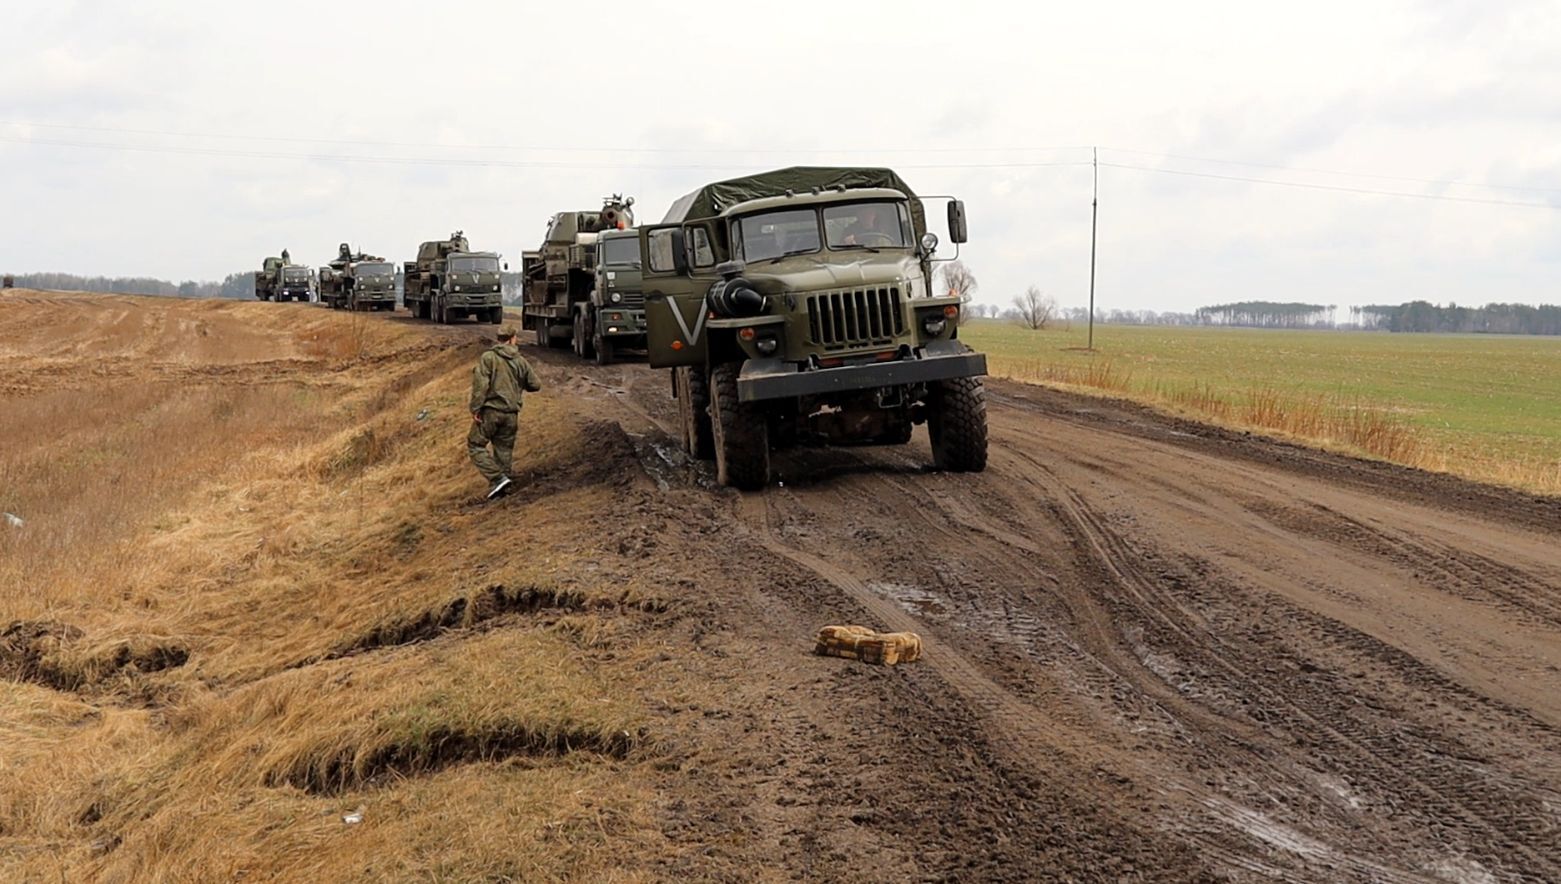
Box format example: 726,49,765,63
1011,286,1056,330
938,260,978,309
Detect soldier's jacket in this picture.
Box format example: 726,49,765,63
469,344,542,414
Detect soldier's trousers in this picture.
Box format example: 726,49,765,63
468,408,519,485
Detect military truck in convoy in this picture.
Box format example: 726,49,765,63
319,243,396,311
520,196,637,359
403,231,504,324
584,227,649,364
2,274,13,289
640,167,987,489
256,251,313,302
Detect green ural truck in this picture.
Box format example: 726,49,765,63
641,166,988,489
585,227,649,365
403,230,504,324
520,195,636,356
319,244,396,311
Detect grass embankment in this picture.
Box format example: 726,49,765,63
962,320,1561,494
0,293,669,881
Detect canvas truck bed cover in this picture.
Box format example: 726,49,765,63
661,166,926,231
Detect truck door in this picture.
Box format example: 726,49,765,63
642,224,708,368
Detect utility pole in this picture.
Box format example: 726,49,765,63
1089,146,1098,351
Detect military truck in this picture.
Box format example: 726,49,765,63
640,167,987,489
403,231,504,324
580,227,648,365
520,195,635,353
276,263,314,302
319,243,396,311
254,255,283,301
2,275,13,289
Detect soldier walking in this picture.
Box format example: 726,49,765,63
469,325,541,499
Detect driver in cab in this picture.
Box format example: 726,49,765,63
841,205,897,246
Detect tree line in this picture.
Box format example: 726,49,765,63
1351,302,1561,335
8,272,257,299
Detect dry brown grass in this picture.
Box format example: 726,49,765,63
0,293,672,881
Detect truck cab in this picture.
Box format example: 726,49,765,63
278,265,313,302
582,228,647,365
642,167,987,489
349,260,397,311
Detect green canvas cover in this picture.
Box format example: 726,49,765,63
662,166,925,232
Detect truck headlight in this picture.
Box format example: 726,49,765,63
922,316,946,336
610,292,622,303
755,336,779,356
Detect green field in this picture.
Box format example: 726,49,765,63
960,320,1561,493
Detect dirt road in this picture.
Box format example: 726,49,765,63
498,325,1561,882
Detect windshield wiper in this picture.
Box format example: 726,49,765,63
766,247,816,265
834,243,881,254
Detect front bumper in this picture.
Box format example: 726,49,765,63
446,292,501,307
596,307,647,338
737,342,987,403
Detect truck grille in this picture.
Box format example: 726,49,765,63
615,291,645,308
805,287,904,350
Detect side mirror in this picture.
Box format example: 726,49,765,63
947,200,968,244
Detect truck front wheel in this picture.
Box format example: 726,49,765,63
710,363,769,490
677,366,715,460
928,377,989,472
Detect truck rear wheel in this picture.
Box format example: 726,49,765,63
594,335,614,366
928,377,989,472
710,363,768,490
573,311,595,358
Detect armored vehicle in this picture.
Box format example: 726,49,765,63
319,243,396,311
520,195,635,353
403,231,504,324
640,167,987,489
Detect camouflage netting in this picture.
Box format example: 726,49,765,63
663,166,926,231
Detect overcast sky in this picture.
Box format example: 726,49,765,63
3,0,1558,312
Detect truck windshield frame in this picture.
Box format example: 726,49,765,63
823,201,912,250
449,256,499,273
600,237,641,268
735,209,822,262
282,269,309,280
355,262,394,276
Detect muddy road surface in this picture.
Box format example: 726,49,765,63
430,315,1561,881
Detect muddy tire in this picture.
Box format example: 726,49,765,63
594,335,613,366
710,363,768,490
928,377,988,472
677,366,715,460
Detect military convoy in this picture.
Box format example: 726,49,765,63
244,165,988,490
520,196,639,362
403,231,504,324
637,167,988,489
319,244,396,311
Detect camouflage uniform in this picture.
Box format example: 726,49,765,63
468,330,542,488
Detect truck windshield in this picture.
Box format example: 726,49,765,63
449,256,499,273
823,202,911,249
283,269,308,281
737,209,820,262
600,237,640,267
356,262,393,276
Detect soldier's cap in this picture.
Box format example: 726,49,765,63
497,324,518,340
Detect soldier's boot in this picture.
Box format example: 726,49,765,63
487,476,513,500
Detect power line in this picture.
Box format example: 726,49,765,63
1104,146,1561,196
1100,162,1561,210
0,120,1093,156
0,133,1095,171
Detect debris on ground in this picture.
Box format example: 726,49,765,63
3,513,22,529
814,625,922,666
